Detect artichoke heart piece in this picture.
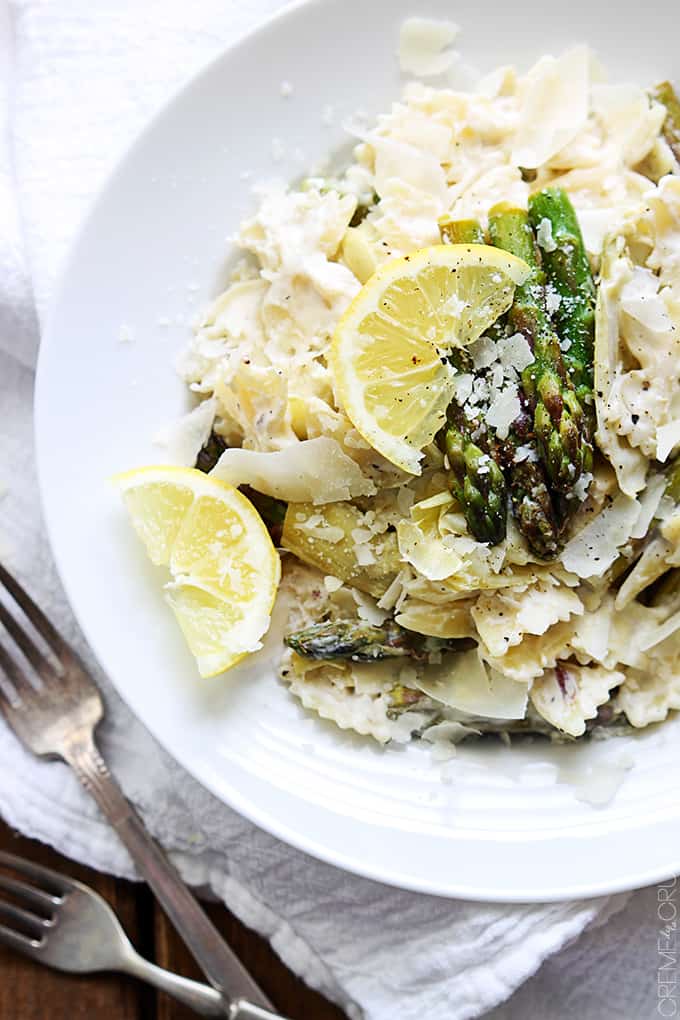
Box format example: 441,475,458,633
281,501,401,598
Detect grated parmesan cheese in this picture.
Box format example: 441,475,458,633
545,285,562,315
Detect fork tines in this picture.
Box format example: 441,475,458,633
0,851,67,947
0,563,67,686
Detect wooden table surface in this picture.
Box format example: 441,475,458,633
0,819,344,1019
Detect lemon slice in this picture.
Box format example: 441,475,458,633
331,243,530,473
115,466,281,677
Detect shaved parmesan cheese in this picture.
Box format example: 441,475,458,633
397,518,463,580
372,137,447,206
396,599,474,639
422,720,481,759
453,372,474,403
486,386,520,440
561,492,641,578
469,336,498,370
398,17,459,78
570,596,614,665
591,82,666,166
352,589,389,626
614,536,673,609
620,265,672,331
557,751,634,807
657,420,680,463
631,472,666,540
416,649,529,720
638,609,680,652
212,437,376,503
530,664,624,737
536,218,557,252
154,398,216,466
576,208,615,257
376,571,406,612
512,47,590,169
498,333,534,372
545,286,562,316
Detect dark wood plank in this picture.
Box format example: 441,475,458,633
153,893,345,1020
0,820,148,1020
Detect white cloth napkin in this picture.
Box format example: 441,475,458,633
0,2,663,1017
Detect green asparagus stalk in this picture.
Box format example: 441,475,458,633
528,188,596,438
438,216,561,556
488,204,591,499
285,619,470,662
499,441,561,559
195,430,227,473
434,217,509,546
652,81,680,166
195,433,287,539
665,457,680,502
439,217,485,245
440,403,508,546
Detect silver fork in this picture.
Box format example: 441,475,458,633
0,562,287,1020
0,850,223,1015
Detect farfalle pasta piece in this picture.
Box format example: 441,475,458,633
395,598,475,639
481,620,577,681
471,579,583,658
594,179,680,492
615,665,680,728
239,185,357,271
530,664,625,737
286,657,432,744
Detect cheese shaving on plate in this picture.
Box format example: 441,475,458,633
212,437,376,503
398,18,460,78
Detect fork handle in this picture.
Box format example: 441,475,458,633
62,733,287,1020
123,952,225,1016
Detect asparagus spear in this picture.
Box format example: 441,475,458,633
195,430,227,473
441,403,508,546
665,457,680,503
439,217,485,245
499,438,561,558
433,216,510,546
528,188,596,438
285,619,469,662
194,434,287,540
440,217,561,557
488,204,591,498
652,81,680,166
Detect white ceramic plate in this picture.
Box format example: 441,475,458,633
36,0,680,901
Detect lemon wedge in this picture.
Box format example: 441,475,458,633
331,243,530,474
115,466,280,677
